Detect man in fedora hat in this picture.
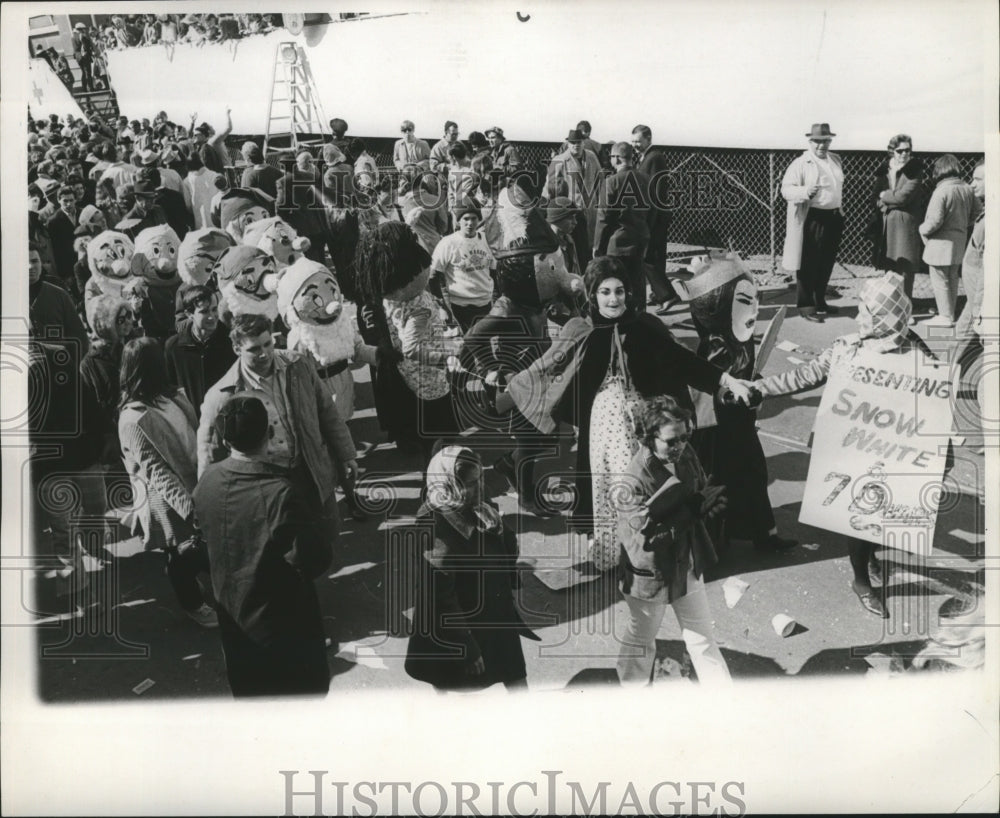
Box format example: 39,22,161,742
780,123,845,323
546,128,602,266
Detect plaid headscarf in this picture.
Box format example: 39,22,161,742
425,446,502,533
856,273,912,352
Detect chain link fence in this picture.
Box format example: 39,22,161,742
239,134,981,284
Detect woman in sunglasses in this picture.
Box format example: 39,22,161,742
869,134,927,305
615,395,732,686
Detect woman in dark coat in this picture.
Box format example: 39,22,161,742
870,133,926,298
405,445,539,691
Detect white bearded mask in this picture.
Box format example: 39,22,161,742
132,224,181,288
216,246,280,321
86,229,135,298
278,263,356,365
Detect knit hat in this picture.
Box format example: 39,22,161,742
276,257,339,319
85,293,128,343
217,395,269,451
177,227,234,286
218,187,273,232
485,126,504,139
857,273,912,352
453,200,482,222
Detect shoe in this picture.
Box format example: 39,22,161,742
801,312,824,324
753,534,798,552
817,304,840,315
344,497,367,521
939,594,978,619
868,554,886,586
493,454,517,492
852,582,889,619
185,602,219,628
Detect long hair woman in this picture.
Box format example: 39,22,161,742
118,337,215,626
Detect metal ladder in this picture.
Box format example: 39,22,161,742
263,41,329,156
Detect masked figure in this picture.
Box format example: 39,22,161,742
84,229,135,305
277,258,378,520
676,252,795,553
242,215,312,274
214,245,279,324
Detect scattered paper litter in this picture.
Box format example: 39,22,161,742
114,598,156,609
132,678,155,695
329,561,379,579
459,425,479,437
776,340,800,352
722,576,750,609
801,543,821,551
786,355,805,365
181,654,201,661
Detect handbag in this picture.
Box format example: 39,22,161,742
612,324,644,435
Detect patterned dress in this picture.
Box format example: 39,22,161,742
588,336,639,570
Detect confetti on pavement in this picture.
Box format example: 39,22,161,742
329,562,379,579
132,678,155,695
722,576,750,609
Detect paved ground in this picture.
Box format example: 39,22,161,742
23,279,986,701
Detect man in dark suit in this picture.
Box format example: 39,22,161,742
594,142,652,310
632,124,677,313
45,185,80,290
192,395,332,697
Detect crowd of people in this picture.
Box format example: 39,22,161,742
34,14,295,94
26,105,987,696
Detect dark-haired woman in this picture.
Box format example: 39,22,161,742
353,222,461,460
118,337,215,626
505,256,752,569
870,134,926,301
616,395,732,685
919,154,978,328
